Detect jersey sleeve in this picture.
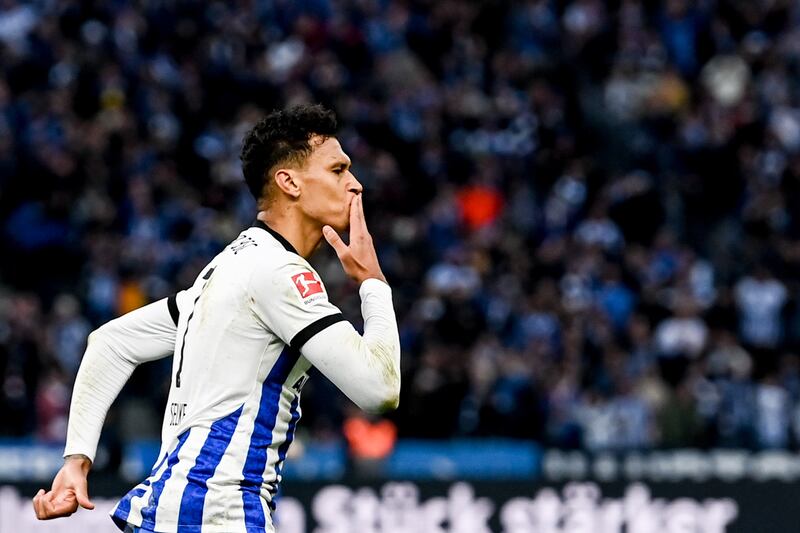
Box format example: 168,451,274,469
299,278,401,412
65,294,184,461
94,291,186,363
248,260,346,351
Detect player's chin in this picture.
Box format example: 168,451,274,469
323,214,349,233
333,210,351,232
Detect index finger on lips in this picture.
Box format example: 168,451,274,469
354,195,367,234
349,195,361,236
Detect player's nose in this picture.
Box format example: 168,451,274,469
348,174,363,195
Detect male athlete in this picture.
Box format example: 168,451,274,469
32,104,401,532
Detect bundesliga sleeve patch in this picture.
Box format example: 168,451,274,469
291,271,326,304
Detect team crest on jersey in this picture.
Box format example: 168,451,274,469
291,271,326,304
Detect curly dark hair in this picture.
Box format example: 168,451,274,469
240,104,338,205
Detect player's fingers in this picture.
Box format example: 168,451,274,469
33,490,66,520
46,492,78,518
349,195,367,241
355,196,373,242
323,226,349,258
75,485,95,510
36,491,56,520
356,194,366,227
348,199,357,236
32,489,46,519
348,195,362,236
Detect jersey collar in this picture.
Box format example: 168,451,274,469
251,220,299,255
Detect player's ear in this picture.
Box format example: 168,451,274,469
273,169,301,199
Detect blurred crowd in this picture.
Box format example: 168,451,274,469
2,0,800,463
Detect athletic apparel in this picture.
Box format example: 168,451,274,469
64,221,400,533
64,292,190,463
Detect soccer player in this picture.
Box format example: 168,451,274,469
32,104,401,532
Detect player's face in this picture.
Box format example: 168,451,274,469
297,135,362,232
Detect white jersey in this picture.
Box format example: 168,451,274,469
109,222,353,532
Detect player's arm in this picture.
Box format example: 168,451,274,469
252,195,401,413
299,277,400,413
251,266,400,413
308,195,400,412
33,293,184,520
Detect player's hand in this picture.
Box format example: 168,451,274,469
323,194,387,284
33,455,95,520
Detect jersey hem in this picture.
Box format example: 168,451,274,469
113,517,275,533
109,509,275,533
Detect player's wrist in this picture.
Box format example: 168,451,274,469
64,454,92,474
359,276,390,293
358,272,386,284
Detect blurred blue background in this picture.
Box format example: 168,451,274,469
1,0,800,531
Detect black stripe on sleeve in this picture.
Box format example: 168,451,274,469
167,294,180,326
289,313,346,352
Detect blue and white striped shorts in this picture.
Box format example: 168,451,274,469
123,525,159,533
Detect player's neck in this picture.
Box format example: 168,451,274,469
255,209,322,259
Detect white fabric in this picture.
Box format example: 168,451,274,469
654,317,708,358
64,293,189,461
302,278,400,412
734,276,787,347
63,224,400,532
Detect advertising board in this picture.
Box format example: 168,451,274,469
2,479,797,533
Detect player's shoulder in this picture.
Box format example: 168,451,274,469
234,227,317,286
239,229,307,269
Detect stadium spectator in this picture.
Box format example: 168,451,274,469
1,0,800,458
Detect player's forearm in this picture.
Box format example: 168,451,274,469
63,297,180,461
64,329,137,462
302,279,400,413
359,278,401,408
304,327,400,413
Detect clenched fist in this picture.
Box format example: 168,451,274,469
33,455,95,520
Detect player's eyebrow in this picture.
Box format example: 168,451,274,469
330,157,351,169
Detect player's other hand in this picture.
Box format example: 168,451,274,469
323,194,387,285
33,455,95,520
